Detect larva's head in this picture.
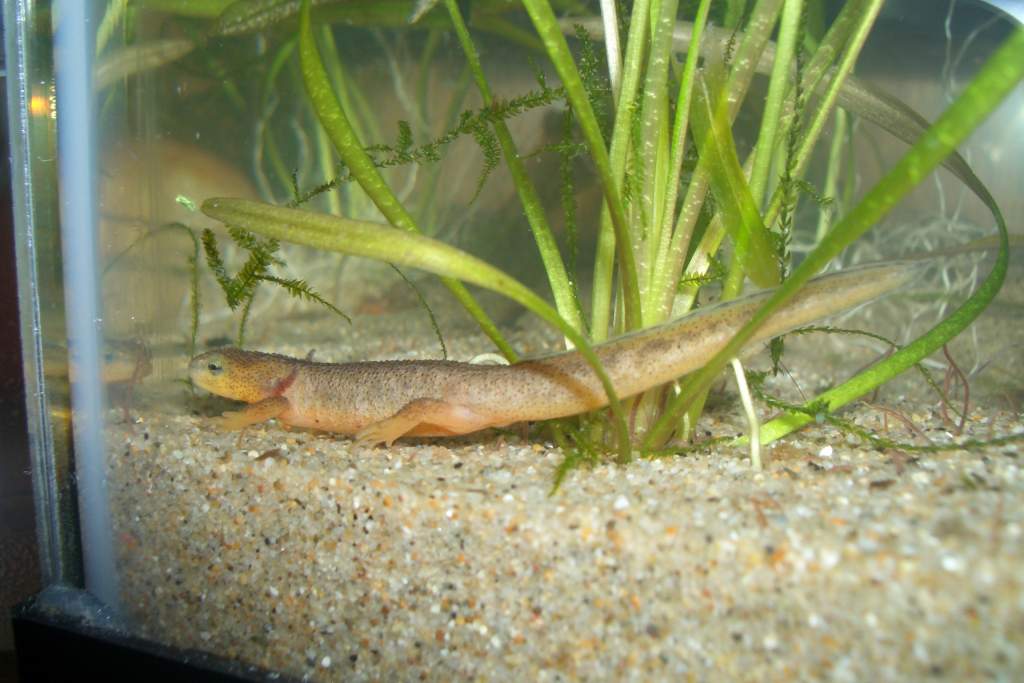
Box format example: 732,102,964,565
189,347,294,402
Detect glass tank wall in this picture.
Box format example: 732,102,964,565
6,0,1023,680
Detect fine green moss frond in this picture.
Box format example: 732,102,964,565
288,170,302,205
469,122,501,202
549,417,605,494
231,240,282,307
202,226,279,344
622,99,646,211
396,119,414,154
285,73,568,208
236,292,257,347
573,23,613,142
768,337,786,375
288,166,351,208
678,253,725,288
773,4,808,276
202,225,347,347
557,107,581,292
183,227,201,359
201,228,231,301
256,275,351,323
792,179,834,210
363,84,567,170
228,225,284,264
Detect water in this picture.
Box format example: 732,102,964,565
7,1,1023,679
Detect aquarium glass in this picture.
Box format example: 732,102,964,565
6,0,1023,679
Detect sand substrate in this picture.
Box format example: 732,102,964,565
106,358,1023,681
104,255,1024,681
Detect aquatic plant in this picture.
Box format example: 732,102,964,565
122,1,1022,464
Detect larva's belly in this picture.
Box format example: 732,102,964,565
279,402,373,435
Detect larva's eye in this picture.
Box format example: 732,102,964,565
207,361,223,374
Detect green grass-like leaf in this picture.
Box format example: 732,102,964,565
645,25,1024,449
689,71,781,290
746,370,1024,454
297,0,516,360
443,0,585,333
523,0,642,332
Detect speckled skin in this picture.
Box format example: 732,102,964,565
189,261,917,445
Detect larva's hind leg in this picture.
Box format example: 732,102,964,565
354,398,495,447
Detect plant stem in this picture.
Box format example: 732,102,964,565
731,359,761,470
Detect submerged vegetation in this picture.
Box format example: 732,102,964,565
108,1,1024,465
